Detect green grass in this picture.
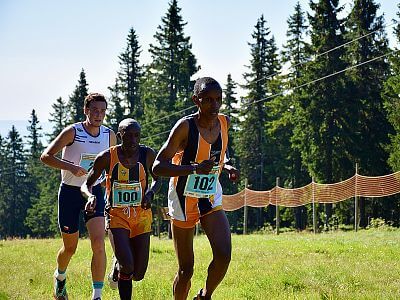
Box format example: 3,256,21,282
0,230,399,299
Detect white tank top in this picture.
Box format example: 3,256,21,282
61,122,111,187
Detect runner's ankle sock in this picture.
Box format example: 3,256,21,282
54,269,66,281
118,273,133,300
92,281,104,299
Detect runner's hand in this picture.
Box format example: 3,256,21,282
196,157,217,174
228,167,240,183
141,191,153,210
85,195,97,214
70,165,88,177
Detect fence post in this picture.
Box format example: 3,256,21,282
276,177,280,235
312,177,317,234
243,178,248,235
355,163,359,232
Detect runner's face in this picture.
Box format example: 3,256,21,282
120,126,141,151
85,101,107,127
196,88,222,117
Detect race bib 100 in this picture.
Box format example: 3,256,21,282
183,166,219,198
112,181,142,207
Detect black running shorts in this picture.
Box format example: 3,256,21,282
58,183,105,234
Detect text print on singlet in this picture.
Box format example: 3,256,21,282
183,165,219,198
112,181,142,207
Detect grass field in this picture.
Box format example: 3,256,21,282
0,229,399,300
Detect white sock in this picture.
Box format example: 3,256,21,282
54,269,66,281
92,281,104,299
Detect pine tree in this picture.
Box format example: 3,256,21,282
222,74,238,118
26,109,43,159
106,79,126,133
237,15,281,230
380,4,400,227
68,69,89,123
48,97,68,141
282,1,309,81
0,135,7,236
219,74,239,194
25,169,59,237
345,0,392,227
117,28,143,120
238,15,279,190
142,0,198,150
383,3,400,171
346,0,391,174
147,0,197,109
274,1,311,230
141,0,198,220
0,127,30,236
220,74,242,231
222,74,239,158
296,0,355,229
24,110,57,237
26,98,67,236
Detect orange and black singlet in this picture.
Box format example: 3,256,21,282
168,113,228,222
105,145,150,209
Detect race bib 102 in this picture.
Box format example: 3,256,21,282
183,166,219,198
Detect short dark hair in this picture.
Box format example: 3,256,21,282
118,118,141,132
193,77,222,96
84,93,107,109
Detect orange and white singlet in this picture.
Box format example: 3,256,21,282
168,114,228,223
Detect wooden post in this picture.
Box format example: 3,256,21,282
312,177,317,234
276,177,280,235
355,163,359,232
243,178,248,235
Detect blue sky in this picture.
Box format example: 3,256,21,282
0,0,398,124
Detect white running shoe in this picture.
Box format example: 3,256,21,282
107,256,119,290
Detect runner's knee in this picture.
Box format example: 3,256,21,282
119,260,134,275
214,248,231,266
62,243,77,256
132,271,145,281
178,264,194,281
90,236,105,254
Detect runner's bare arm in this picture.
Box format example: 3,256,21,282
152,119,194,177
146,147,162,195
141,147,162,209
222,115,239,182
40,126,88,177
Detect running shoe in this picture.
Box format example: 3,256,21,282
107,256,119,290
53,277,68,300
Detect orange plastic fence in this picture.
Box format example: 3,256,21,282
222,171,400,211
